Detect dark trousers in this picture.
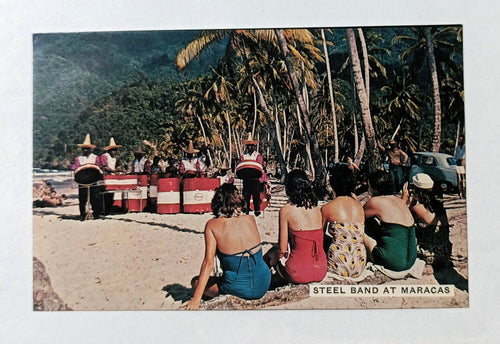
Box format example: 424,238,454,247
389,164,404,192
78,184,103,218
243,179,261,213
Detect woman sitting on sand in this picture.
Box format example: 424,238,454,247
363,170,417,272
185,183,271,310
264,169,327,284
403,173,452,267
322,164,366,278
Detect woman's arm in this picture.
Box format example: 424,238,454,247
278,207,289,258
363,198,380,219
412,203,438,225
185,222,217,310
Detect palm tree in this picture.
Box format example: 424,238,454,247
176,28,327,187
346,28,381,173
393,26,461,152
274,29,330,193
320,28,339,163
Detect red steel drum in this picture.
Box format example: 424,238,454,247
249,192,268,211
104,175,120,190
128,175,148,212
182,178,220,214
112,175,140,208
74,164,103,184
157,178,181,214
136,174,149,187
235,161,263,179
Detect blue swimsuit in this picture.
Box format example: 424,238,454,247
217,243,271,299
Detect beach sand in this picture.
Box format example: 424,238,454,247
32,182,468,311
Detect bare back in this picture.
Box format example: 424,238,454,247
321,196,364,227
363,195,414,227
207,215,262,254
280,204,323,231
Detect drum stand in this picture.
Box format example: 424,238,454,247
80,183,94,220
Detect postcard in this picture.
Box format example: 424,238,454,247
32,25,468,312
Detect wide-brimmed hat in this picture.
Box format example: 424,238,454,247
412,173,434,190
183,140,199,154
219,160,231,170
77,134,96,149
103,137,123,151
243,133,259,145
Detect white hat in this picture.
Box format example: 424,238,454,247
412,173,434,189
103,137,123,151
77,133,96,149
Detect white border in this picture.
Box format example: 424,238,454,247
1,0,499,343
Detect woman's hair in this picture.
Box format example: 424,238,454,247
211,183,244,218
367,170,395,196
285,169,318,209
413,187,445,216
330,164,356,196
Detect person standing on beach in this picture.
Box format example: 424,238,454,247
377,139,408,192
100,137,126,176
179,140,203,178
100,138,126,214
454,135,466,167
239,133,265,217
132,146,151,175
216,160,234,185
71,134,103,221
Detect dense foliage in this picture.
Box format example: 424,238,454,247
33,26,464,174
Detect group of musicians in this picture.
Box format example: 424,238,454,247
71,133,268,221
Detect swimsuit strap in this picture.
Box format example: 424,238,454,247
223,242,262,257
289,229,321,260
233,243,262,290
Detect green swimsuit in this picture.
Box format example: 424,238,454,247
369,220,417,272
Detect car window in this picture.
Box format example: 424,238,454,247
447,157,457,166
423,156,436,166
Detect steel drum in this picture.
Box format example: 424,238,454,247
157,177,181,214
235,161,263,179
74,164,103,184
182,178,220,214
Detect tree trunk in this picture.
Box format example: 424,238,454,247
347,28,381,173
275,29,330,195
196,114,214,167
354,134,366,167
252,77,287,180
357,28,370,103
321,29,339,163
252,88,257,137
425,27,442,152
353,111,359,155
225,111,232,165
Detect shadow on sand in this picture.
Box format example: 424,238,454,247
433,266,468,292
162,283,193,303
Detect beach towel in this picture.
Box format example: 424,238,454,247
325,263,374,283
367,258,426,280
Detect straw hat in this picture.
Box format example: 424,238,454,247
219,160,231,170
103,137,123,151
412,173,434,190
77,134,96,149
243,133,259,145
183,140,199,154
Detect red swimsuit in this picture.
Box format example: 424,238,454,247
280,228,327,284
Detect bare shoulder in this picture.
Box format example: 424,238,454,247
279,203,293,215
205,217,223,233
